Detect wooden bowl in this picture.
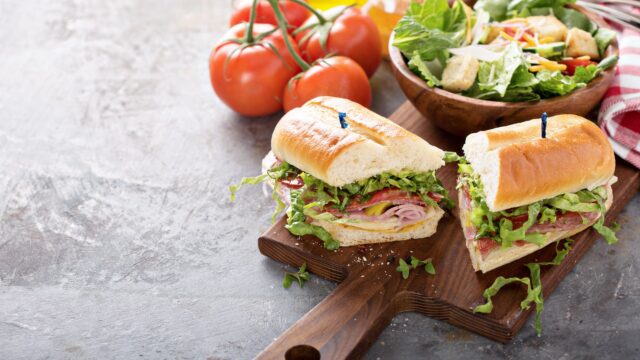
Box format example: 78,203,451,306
389,4,618,137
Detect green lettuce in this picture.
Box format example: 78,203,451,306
467,61,541,101
286,190,340,250
475,239,573,336
408,51,442,87
473,0,510,21
473,276,536,314
594,28,617,57
476,42,525,97
393,0,468,66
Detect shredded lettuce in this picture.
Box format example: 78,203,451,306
525,263,544,335
475,239,574,336
286,190,340,250
229,174,268,202
537,239,573,266
473,276,535,314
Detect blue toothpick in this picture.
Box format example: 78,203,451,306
541,112,547,139
339,112,348,129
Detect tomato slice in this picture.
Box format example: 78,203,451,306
427,191,444,203
560,58,596,76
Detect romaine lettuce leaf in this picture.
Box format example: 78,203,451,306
408,51,442,87
477,42,527,97
393,0,468,65
473,0,510,21
594,28,617,57
535,70,583,97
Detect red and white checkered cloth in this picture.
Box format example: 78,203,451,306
599,25,640,169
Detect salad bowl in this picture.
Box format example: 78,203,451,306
389,3,618,137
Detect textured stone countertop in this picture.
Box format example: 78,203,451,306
1,1,638,359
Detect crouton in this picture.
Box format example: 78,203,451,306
565,27,600,60
441,55,479,93
527,16,568,42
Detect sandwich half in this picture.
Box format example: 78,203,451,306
232,96,451,249
457,114,617,273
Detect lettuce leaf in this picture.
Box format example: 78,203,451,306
473,0,510,21
475,239,573,336
476,42,528,97
535,70,583,97
393,0,468,65
594,28,617,57
229,174,268,202
286,190,340,250
473,276,533,313
525,263,544,336
408,51,442,87
537,239,573,266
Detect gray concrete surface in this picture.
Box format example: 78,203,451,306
0,1,638,359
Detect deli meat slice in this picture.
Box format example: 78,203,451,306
346,204,428,226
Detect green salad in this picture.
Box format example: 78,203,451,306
392,0,618,101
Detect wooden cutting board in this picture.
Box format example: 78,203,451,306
255,102,640,360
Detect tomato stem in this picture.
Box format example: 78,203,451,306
244,0,260,43
288,0,327,24
267,0,310,71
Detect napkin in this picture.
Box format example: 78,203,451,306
598,25,640,169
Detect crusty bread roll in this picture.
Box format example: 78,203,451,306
313,206,445,247
462,114,615,212
460,185,613,273
272,96,445,187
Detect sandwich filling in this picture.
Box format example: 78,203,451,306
457,158,617,259
232,157,452,249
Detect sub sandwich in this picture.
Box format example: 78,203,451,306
231,96,452,249
457,114,617,273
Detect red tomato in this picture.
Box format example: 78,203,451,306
209,23,301,116
295,7,381,77
283,56,371,112
560,58,597,76
230,0,311,32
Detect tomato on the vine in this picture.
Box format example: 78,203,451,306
209,23,301,116
295,7,381,77
283,56,371,112
230,0,311,32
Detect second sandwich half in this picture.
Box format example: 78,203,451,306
260,97,451,249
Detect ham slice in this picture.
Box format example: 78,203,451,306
344,204,427,225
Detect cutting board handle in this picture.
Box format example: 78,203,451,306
254,267,396,360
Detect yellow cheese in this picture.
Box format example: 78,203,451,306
334,220,427,233
364,201,393,216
